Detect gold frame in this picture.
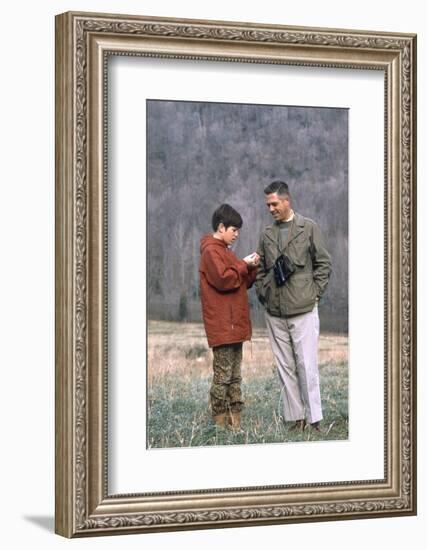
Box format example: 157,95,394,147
55,11,417,537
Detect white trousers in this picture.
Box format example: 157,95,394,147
265,306,322,424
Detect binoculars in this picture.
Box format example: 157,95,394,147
273,254,296,287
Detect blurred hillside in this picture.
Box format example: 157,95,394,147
147,100,348,332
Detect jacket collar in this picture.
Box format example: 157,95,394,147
264,212,305,248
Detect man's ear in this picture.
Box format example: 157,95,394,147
217,222,225,233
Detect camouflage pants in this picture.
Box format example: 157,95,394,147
210,343,244,416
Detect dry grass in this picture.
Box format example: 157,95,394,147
147,320,348,448
147,321,348,448
147,321,347,383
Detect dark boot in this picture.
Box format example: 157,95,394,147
289,419,306,432
310,421,323,433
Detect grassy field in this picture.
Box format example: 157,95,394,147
147,320,348,449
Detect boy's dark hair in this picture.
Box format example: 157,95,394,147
211,204,243,231
264,180,290,197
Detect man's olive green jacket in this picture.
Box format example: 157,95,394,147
255,212,332,317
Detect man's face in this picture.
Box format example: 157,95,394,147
265,193,291,222
218,224,240,246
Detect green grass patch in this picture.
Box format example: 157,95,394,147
147,361,348,449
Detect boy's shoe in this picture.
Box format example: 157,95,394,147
228,411,241,431
213,413,227,428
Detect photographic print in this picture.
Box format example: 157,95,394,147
146,99,348,449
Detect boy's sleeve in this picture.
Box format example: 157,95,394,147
203,248,248,291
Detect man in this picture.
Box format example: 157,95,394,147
255,181,331,432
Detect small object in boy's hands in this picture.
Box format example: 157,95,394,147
243,253,255,264
243,252,260,266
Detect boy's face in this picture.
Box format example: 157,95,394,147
218,224,240,246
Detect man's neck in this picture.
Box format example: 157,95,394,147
279,209,294,223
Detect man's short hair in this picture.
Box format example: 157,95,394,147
211,204,243,231
264,180,290,198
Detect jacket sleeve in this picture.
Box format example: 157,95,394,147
246,266,258,288
310,222,332,298
255,235,268,304
203,248,248,291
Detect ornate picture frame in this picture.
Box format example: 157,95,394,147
55,11,417,537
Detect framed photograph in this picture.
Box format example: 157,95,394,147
55,11,417,537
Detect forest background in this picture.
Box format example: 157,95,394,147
147,99,348,333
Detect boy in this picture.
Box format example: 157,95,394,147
199,204,259,430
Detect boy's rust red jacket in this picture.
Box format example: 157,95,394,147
199,235,257,348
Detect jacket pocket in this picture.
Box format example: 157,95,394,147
229,303,235,331
256,264,273,304
284,273,317,310
288,236,309,267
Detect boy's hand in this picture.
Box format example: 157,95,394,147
243,252,260,267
